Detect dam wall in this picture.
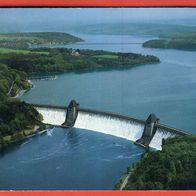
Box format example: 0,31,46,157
33,103,190,150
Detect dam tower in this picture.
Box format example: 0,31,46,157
62,100,79,127
136,113,159,148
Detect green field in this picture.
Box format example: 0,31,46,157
93,54,119,59
0,47,49,55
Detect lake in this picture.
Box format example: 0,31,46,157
0,33,196,190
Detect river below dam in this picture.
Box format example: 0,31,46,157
0,33,196,190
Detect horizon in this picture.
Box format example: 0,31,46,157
0,8,196,33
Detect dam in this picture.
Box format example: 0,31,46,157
32,100,190,151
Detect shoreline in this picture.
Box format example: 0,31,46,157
0,78,51,150
114,166,135,190
13,89,27,98
12,79,33,99
24,60,160,78
0,124,51,150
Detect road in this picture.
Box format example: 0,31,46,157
120,172,131,190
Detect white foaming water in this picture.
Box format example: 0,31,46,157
47,128,54,136
35,107,178,151
74,111,144,142
35,107,66,126
149,128,176,150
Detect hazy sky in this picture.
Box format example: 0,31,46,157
0,8,196,32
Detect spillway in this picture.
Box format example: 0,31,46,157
74,111,144,142
149,128,176,150
35,107,66,126
33,104,190,151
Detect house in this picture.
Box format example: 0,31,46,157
71,49,80,56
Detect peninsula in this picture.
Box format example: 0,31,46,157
0,32,83,49
143,32,196,51
0,33,160,73
0,48,160,73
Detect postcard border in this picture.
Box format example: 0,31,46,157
0,0,196,196
0,0,195,7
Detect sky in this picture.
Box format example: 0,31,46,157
0,8,196,32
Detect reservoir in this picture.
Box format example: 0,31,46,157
25,33,196,133
0,33,196,190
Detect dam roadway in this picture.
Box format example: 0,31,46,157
31,100,190,151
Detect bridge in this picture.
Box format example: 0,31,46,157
31,100,190,150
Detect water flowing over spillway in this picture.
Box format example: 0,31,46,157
149,128,176,150
34,106,188,151
35,107,145,143
74,111,144,142
35,107,66,126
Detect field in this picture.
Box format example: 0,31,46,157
93,54,119,59
0,47,49,55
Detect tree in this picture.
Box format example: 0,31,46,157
124,136,196,190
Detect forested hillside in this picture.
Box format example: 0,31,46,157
122,136,196,190
0,64,44,148
0,63,30,99
0,48,160,73
143,32,196,50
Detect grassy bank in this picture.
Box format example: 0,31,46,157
0,47,49,55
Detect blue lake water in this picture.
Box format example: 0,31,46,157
25,33,196,133
0,33,196,190
0,128,144,190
